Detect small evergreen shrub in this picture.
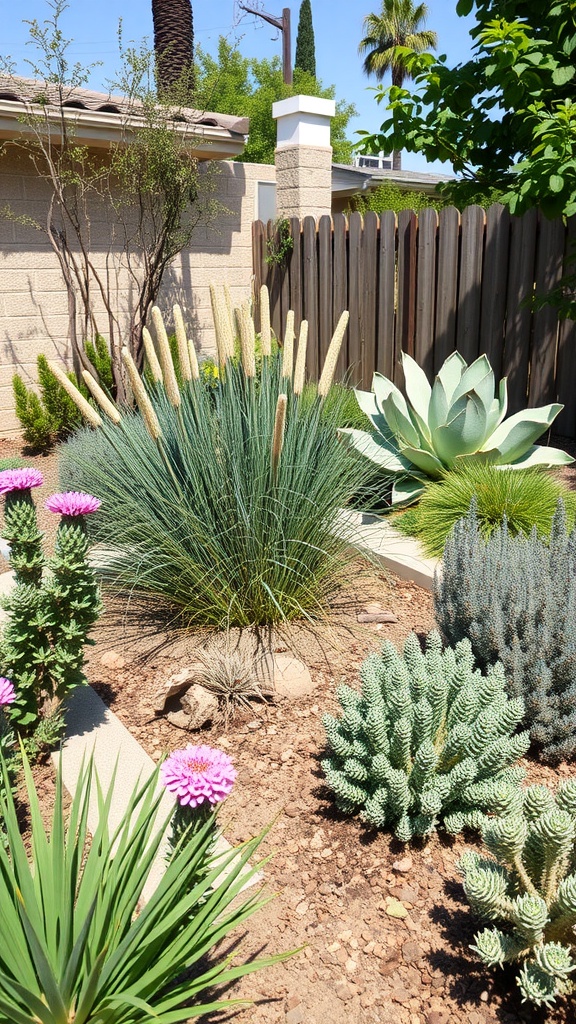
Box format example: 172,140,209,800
460,778,576,1007
13,353,89,450
395,465,576,557
435,501,576,763
322,631,529,842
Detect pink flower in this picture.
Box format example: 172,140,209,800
161,744,237,808
0,468,43,495
45,492,101,516
0,678,15,706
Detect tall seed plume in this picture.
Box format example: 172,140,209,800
293,319,309,395
151,306,181,407
260,284,271,356
271,393,288,480
47,360,102,428
121,347,162,440
223,282,236,353
173,304,192,381
282,310,295,380
318,311,350,397
142,327,163,383
81,370,121,424
237,304,256,378
187,338,200,380
210,284,232,366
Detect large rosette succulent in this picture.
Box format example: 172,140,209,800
340,351,573,504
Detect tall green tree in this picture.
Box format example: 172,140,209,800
295,0,316,78
358,0,576,216
151,0,195,100
358,0,437,169
195,38,356,164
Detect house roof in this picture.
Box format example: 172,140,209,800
332,162,453,197
0,75,248,160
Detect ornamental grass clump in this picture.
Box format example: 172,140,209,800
459,778,576,1007
396,464,576,557
59,294,368,628
0,750,287,1023
0,470,102,730
322,631,529,842
435,501,576,763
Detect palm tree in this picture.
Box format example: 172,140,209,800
359,0,437,170
152,0,195,102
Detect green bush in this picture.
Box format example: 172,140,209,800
322,631,529,842
460,779,576,1007
395,465,576,557
0,751,286,1023
13,353,89,451
435,502,576,763
59,355,371,628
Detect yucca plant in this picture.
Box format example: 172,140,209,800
58,291,369,627
0,750,287,1023
395,464,576,557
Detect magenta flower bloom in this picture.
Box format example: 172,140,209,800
161,744,237,808
0,468,43,495
0,678,15,706
45,492,101,516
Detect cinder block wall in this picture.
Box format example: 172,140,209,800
0,149,275,436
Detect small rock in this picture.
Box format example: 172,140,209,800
402,940,422,963
246,720,261,730
284,803,300,817
480,991,489,1003
286,1008,304,1024
166,684,219,731
363,602,382,613
334,979,354,1001
385,899,408,919
357,611,399,624
270,654,317,698
318,882,332,895
152,663,204,712
393,855,413,874
100,650,126,669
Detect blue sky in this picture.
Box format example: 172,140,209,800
0,0,475,172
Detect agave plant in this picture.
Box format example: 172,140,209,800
340,351,572,504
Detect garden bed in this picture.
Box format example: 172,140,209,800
2,436,576,1024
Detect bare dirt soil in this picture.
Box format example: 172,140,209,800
2,434,576,1024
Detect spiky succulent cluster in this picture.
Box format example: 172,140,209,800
322,631,529,842
435,501,576,763
460,779,576,1006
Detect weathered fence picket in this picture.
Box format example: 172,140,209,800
252,206,576,434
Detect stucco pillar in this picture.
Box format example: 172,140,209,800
272,95,335,219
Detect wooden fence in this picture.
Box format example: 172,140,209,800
252,206,576,437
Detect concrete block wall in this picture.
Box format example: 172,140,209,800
0,149,275,436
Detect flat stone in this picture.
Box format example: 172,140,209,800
152,663,205,713
271,654,316,698
334,979,355,1001
385,898,408,919
393,855,414,874
286,1008,304,1024
402,940,423,963
357,611,399,624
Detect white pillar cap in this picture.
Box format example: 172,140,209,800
273,93,335,149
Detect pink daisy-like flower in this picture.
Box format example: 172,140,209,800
0,468,43,495
45,492,101,516
160,744,237,808
0,678,15,706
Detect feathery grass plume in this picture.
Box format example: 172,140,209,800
293,320,309,395
260,285,272,356
151,306,181,408
47,361,102,428
237,304,256,378
223,282,236,352
282,310,295,380
271,393,288,480
318,311,349,397
121,347,162,440
173,304,192,382
81,370,121,425
187,336,200,380
142,326,163,384
210,284,230,367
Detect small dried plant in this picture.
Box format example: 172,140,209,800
194,640,275,722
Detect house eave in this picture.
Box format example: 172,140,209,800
0,100,247,160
